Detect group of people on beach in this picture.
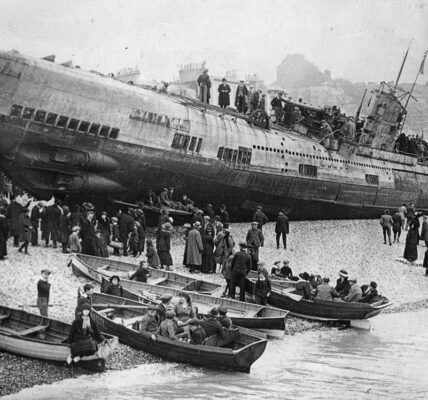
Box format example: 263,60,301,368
380,203,428,276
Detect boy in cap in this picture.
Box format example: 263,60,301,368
37,269,52,316
218,306,232,328
200,308,226,339
156,295,172,322
139,304,160,333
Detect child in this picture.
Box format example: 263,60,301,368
68,226,82,253
94,230,109,258
252,272,271,305
37,269,52,317
146,239,160,268
222,255,233,297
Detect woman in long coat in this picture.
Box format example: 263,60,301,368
18,208,32,254
80,211,96,256
157,222,173,270
403,216,420,262
213,229,235,273
97,212,111,245
218,79,231,108
201,226,215,274
186,223,203,273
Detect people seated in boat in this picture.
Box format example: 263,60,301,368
139,304,160,333
67,303,105,365
174,292,196,323
343,277,362,302
75,283,94,317
188,319,206,344
271,260,282,277
309,271,322,289
130,260,151,282
156,295,173,322
159,310,189,340
359,281,379,304
314,277,339,301
295,272,312,300
252,272,271,305
200,308,226,340
105,275,123,297
218,306,232,328
335,269,351,298
271,259,297,280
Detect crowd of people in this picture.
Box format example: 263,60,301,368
380,204,428,276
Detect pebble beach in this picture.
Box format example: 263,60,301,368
1,219,428,397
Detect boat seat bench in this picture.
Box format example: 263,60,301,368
0,324,48,336
123,315,146,327
149,277,168,285
98,308,116,315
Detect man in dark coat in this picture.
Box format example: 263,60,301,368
218,78,231,108
58,206,71,253
219,204,229,229
229,243,251,301
197,69,211,104
275,210,289,249
0,208,8,260
45,202,61,248
246,222,264,256
18,208,32,255
80,211,96,255
235,81,248,114
30,202,44,246
119,209,134,256
8,195,22,247
252,206,268,231
335,269,351,298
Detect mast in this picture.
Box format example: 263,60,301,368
355,88,367,121
394,41,412,90
400,49,428,133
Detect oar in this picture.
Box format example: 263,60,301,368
18,304,64,308
93,304,149,309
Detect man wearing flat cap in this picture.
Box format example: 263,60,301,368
252,206,268,232
139,304,160,333
246,221,264,256
229,242,252,301
200,308,226,340
156,294,173,322
37,269,52,316
197,68,211,104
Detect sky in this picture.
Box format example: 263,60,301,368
0,0,427,85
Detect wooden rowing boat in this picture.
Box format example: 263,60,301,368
245,277,393,323
90,292,268,373
100,277,289,334
70,254,222,295
0,305,118,371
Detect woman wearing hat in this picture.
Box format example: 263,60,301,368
17,207,32,255
335,269,351,298
403,214,421,263
67,303,105,364
157,222,173,270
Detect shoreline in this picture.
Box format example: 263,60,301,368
1,219,428,397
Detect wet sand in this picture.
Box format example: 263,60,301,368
1,219,427,396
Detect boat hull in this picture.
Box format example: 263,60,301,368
0,306,118,371
100,276,287,331
91,293,267,373
265,291,392,321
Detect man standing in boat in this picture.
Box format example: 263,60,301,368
197,69,211,104
229,243,252,301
